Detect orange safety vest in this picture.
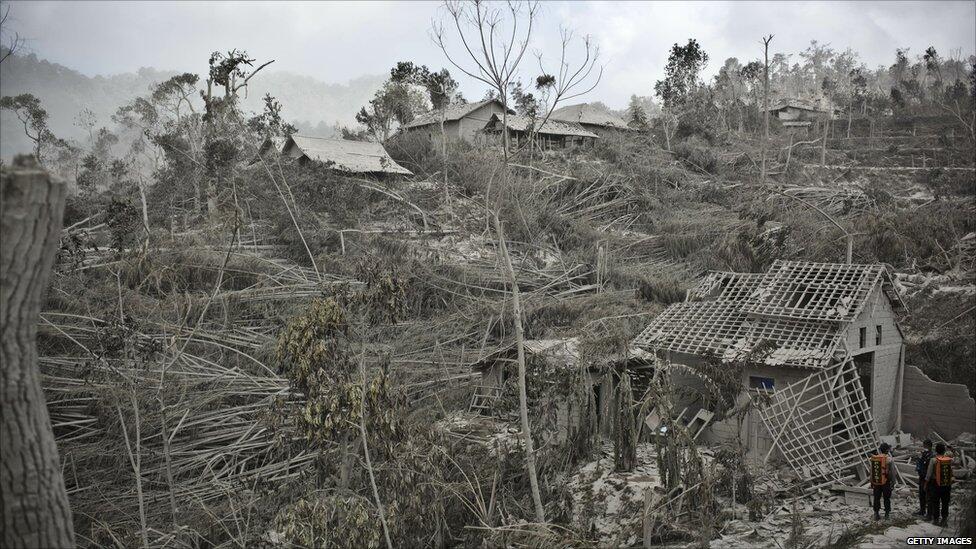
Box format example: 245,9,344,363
869,454,888,486
933,455,953,487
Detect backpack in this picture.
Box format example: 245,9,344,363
934,456,953,487
869,454,888,486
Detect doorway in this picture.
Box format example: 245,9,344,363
853,352,875,407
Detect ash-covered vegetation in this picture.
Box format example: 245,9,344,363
2,2,975,547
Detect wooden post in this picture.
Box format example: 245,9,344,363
1,156,75,548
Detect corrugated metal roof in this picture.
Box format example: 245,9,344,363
485,114,599,138
403,99,510,129
550,103,631,130
283,135,412,175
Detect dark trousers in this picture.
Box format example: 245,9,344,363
928,485,950,521
918,476,927,513
873,482,892,515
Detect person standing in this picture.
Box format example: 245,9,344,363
925,442,955,526
869,442,896,520
914,439,934,516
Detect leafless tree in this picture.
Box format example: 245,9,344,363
0,3,26,65
760,34,773,184
432,0,540,161
526,28,603,151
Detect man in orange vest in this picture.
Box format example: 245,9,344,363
869,442,896,520
924,442,955,526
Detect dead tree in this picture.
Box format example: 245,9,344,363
0,4,26,65
527,28,603,151
433,0,540,162
493,213,546,523
760,34,773,184
1,156,74,548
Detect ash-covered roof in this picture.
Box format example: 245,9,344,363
484,114,599,138
281,135,412,175
632,261,903,369
473,337,653,371
765,98,828,113
550,103,631,130
403,99,511,129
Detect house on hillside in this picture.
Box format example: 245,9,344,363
470,338,653,441
632,261,910,482
550,103,634,136
257,134,412,176
399,99,513,143
765,98,832,128
482,113,599,150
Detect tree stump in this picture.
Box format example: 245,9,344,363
1,156,74,548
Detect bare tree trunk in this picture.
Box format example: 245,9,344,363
441,108,449,205
847,102,853,139
820,116,829,169
493,214,545,524
760,35,773,184
1,157,75,548
502,99,511,164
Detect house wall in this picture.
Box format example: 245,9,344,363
673,357,816,462
424,120,462,143
665,352,877,463
457,102,508,142
841,286,904,434
900,365,976,439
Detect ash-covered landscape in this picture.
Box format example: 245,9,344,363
1,1,975,548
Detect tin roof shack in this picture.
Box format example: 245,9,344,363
550,103,634,136
399,99,513,143
470,338,653,443
482,114,599,151
632,261,908,485
259,135,412,176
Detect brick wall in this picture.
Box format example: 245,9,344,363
845,286,904,434
901,364,976,439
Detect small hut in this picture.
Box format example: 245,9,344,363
470,338,653,442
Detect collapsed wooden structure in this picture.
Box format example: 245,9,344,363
633,261,907,483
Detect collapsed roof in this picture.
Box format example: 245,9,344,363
473,337,653,371
273,135,413,175
632,261,904,369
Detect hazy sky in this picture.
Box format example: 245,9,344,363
6,1,976,109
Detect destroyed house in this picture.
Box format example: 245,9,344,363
632,261,908,483
399,99,513,143
482,113,599,150
550,103,634,136
258,134,412,176
470,338,653,441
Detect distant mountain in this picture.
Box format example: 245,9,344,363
0,51,384,159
